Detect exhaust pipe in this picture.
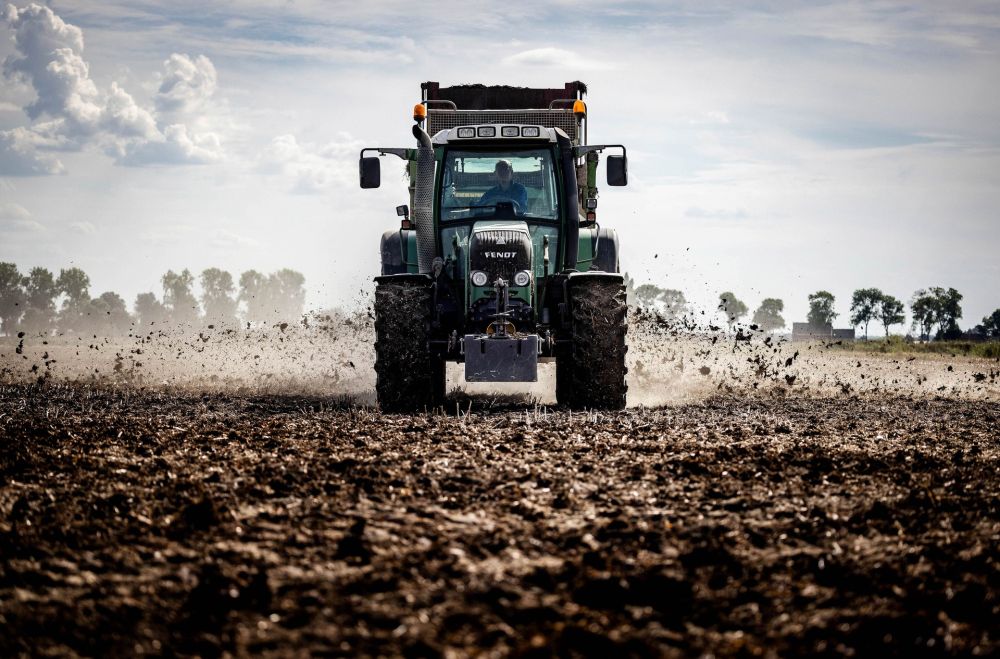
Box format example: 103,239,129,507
412,124,436,275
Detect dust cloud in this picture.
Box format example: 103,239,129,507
1,308,997,405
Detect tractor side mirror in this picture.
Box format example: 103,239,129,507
396,204,409,217
360,157,381,189
607,155,627,186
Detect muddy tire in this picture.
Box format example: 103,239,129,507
374,278,445,412
555,276,628,410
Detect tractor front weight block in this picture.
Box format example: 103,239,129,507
464,334,539,382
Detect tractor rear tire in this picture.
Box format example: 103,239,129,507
374,278,446,413
555,276,628,410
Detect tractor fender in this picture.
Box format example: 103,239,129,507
374,273,432,285
566,271,624,284
592,226,620,273
380,230,407,276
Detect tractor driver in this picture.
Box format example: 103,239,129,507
477,160,528,212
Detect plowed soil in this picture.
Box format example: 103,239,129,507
1,382,998,657
2,317,999,656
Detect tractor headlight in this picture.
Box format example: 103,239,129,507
521,126,541,138
470,270,488,287
513,270,531,287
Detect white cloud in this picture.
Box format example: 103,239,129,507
0,201,30,220
209,229,260,250
118,124,222,166
0,127,65,175
101,82,158,140
502,47,613,70
139,222,198,245
256,132,364,194
154,53,217,119
0,200,43,231
2,5,100,129
1,5,224,173
69,220,96,234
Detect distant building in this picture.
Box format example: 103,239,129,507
792,322,831,341
792,322,855,342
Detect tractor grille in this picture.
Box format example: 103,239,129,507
428,109,579,142
469,229,532,285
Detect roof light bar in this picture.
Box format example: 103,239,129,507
451,125,545,139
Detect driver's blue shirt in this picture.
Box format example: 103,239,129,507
478,182,528,211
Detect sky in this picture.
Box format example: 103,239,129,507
1,0,999,333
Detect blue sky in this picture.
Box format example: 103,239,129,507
2,0,999,332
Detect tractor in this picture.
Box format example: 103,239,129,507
359,82,629,411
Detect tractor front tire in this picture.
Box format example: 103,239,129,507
374,277,445,412
555,276,628,410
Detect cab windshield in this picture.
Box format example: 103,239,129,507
440,148,559,221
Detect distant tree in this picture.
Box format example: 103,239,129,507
0,262,25,335
632,283,686,319
718,291,748,328
930,287,963,340
980,308,1000,338
239,269,268,321
56,267,90,306
56,267,91,332
268,269,306,319
850,288,883,340
659,288,687,320
87,291,131,335
634,283,663,309
752,298,785,333
200,268,238,324
161,269,200,324
238,269,307,322
910,286,963,340
877,294,905,337
806,290,837,327
21,267,58,333
135,292,168,327
910,289,937,340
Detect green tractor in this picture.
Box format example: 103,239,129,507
359,82,629,412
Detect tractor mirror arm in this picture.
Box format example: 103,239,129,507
359,147,414,160
359,148,419,188
572,144,626,159
574,144,628,187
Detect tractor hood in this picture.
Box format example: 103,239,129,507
469,221,532,285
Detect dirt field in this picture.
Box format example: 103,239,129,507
1,318,998,656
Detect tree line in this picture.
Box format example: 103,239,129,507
806,287,999,340
626,278,787,333
0,263,306,336
625,276,1000,340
